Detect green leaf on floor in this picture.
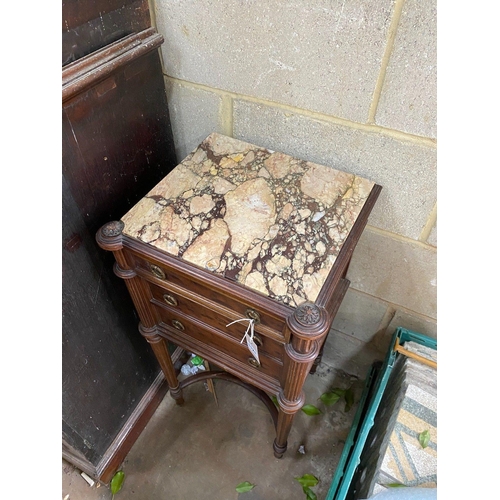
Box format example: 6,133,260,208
419,429,431,449
110,470,125,495
387,483,407,488
344,386,355,412
303,486,318,500
235,481,255,493
319,388,345,406
271,395,279,407
294,474,319,488
191,355,204,366
301,404,322,416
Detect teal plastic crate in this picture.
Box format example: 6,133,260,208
325,327,437,500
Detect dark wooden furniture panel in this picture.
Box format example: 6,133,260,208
62,0,151,66
62,5,178,481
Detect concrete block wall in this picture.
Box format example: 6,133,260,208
151,0,437,358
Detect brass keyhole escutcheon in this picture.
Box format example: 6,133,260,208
248,357,260,368
172,319,184,331
163,294,178,307
245,308,261,324
150,264,166,280
253,333,263,347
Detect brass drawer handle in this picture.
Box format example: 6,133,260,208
172,319,185,331
253,333,263,348
245,308,261,324
248,357,261,368
150,264,166,280
163,293,178,307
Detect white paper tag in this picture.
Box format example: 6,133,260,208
246,334,260,364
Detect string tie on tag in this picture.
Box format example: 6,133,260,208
226,317,255,344
226,317,260,364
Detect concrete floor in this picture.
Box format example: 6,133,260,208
62,330,383,500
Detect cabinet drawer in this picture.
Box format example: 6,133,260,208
153,303,283,382
149,282,284,362
131,252,289,342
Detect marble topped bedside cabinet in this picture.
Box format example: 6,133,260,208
96,133,381,458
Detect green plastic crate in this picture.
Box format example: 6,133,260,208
325,327,437,500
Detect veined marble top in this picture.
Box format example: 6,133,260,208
122,133,375,308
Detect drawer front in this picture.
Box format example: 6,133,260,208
131,252,288,342
149,282,284,362
153,303,283,382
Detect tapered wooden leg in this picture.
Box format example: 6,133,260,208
273,410,294,458
139,323,184,405
273,389,306,458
